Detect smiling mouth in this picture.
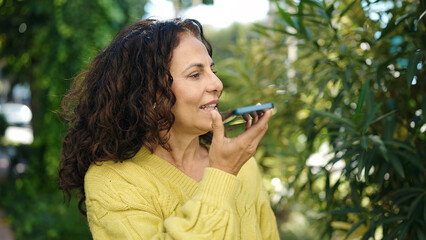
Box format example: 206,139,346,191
200,104,217,110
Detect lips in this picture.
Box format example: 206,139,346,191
200,104,217,110
200,100,219,110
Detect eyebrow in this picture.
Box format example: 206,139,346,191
182,62,215,73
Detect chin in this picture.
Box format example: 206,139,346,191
196,125,212,135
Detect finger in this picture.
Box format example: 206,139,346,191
251,103,261,124
242,113,251,130
238,108,272,142
245,118,252,130
256,108,272,126
211,111,225,142
249,111,259,124
249,109,272,142
242,113,250,122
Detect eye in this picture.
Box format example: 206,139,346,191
189,73,200,79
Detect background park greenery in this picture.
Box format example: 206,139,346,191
0,0,424,239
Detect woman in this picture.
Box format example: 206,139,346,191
58,18,279,239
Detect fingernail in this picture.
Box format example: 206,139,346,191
256,102,261,106
210,111,216,120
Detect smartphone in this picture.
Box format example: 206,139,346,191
232,102,274,115
223,103,274,122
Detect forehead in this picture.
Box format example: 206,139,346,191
170,33,211,67
175,32,205,51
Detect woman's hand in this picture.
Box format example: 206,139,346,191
208,106,272,176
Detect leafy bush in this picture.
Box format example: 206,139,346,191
217,0,425,239
261,0,425,239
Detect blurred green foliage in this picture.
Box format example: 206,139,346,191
212,0,425,239
0,113,8,136
0,0,147,238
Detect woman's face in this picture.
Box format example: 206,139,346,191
169,32,223,136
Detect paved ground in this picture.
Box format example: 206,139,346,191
0,208,14,240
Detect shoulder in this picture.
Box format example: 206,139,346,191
85,147,158,184
84,148,162,202
85,158,148,188
84,149,169,217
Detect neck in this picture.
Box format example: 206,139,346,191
153,130,209,181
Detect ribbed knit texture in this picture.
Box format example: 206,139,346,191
84,147,279,239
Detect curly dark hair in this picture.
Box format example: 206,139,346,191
58,18,213,215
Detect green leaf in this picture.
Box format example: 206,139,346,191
393,192,418,206
363,104,381,130
360,136,368,150
384,140,416,152
357,150,366,179
393,187,425,196
357,80,370,114
330,207,365,215
345,218,366,240
317,8,330,22
342,64,354,90
276,2,297,29
394,151,425,171
408,194,424,218
304,0,324,9
376,216,406,226
366,90,376,118
369,135,388,162
305,26,312,41
377,16,397,40
424,199,426,228
254,25,298,36
389,154,405,178
397,222,410,240
340,0,358,19
383,113,396,141
325,2,335,19
354,79,370,125
422,95,426,120
364,146,377,183
310,109,356,128
406,50,423,87
387,222,405,240
369,110,397,126
350,182,361,207
416,228,426,240
201,0,213,5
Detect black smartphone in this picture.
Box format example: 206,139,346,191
223,103,274,122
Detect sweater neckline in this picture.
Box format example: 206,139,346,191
134,147,199,197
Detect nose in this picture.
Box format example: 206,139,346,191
207,72,223,96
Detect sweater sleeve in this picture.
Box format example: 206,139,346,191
85,167,241,240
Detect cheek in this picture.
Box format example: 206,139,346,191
174,85,202,105
171,89,195,117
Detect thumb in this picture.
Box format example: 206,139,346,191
210,110,225,141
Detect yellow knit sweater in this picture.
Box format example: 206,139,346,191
85,147,280,239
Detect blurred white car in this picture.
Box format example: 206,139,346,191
0,103,33,144
0,103,32,126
